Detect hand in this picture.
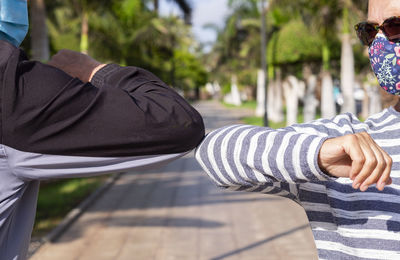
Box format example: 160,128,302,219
318,132,392,191
48,49,106,83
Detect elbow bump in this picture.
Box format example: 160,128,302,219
175,120,205,151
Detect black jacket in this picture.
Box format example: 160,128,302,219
0,40,205,157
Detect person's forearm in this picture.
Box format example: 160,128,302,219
4,47,204,158
195,124,331,189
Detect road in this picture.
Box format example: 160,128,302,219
31,101,318,260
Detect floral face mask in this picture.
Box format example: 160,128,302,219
369,34,400,95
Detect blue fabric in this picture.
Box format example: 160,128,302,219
0,0,28,47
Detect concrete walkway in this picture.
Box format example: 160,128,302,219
31,101,318,260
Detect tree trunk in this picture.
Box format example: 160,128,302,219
366,79,382,115
154,0,159,13
321,42,336,119
213,81,222,100
274,68,284,122
256,69,266,117
321,70,336,118
303,64,318,122
170,36,176,87
80,11,89,54
184,13,192,25
340,33,356,114
267,68,284,122
266,80,274,118
361,80,370,119
30,0,49,61
231,75,242,106
284,76,301,126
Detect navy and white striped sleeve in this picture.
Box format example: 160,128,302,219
195,115,362,198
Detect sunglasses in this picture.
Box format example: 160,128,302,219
354,16,400,46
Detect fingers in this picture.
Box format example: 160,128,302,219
344,135,365,180
375,144,393,190
347,132,392,192
317,132,392,191
351,133,383,190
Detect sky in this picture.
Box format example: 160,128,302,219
159,0,229,46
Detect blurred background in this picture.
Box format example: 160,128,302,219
25,0,398,244
24,0,398,128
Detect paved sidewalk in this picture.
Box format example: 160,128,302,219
31,101,318,260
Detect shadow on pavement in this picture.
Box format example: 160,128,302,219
53,216,225,243
85,174,283,210
52,155,286,243
210,224,310,260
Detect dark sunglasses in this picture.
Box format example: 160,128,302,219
354,16,400,46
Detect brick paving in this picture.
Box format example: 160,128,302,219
30,101,318,260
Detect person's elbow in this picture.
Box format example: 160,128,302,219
170,111,205,152
141,104,205,154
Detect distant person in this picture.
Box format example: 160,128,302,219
196,0,400,259
0,0,204,259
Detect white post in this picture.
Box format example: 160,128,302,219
256,69,266,116
321,72,336,118
231,75,242,106
303,75,318,122
284,76,300,126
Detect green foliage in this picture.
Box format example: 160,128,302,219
40,0,207,92
47,7,81,52
269,7,291,26
207,0,369,91
117,0,142,20
242,107,322,129
268,19,323,65
242,115,290,129
174,50,208,90
205,0,262,91
33,177,107,236
35,0,371,99
222,100,257,109
222,83,231,95
354,45,370,74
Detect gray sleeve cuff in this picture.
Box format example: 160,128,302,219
311,136,337,181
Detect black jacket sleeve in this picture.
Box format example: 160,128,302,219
1,45,205,157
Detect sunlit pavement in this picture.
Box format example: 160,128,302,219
30,100,318,260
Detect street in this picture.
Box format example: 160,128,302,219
31,101,318,260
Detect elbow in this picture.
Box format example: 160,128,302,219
173,112,205,152
194,138,229,188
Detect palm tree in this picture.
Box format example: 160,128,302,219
207,0,284,121
277,0,368,117
154,0,192,24
340,0,367,114
302,0,341,118
63,0,191,54
171,0,191,24
70,0,112,54
154,0,159,12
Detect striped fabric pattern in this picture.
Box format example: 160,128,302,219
195,107,400,259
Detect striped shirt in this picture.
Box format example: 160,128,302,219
195,107,400,260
